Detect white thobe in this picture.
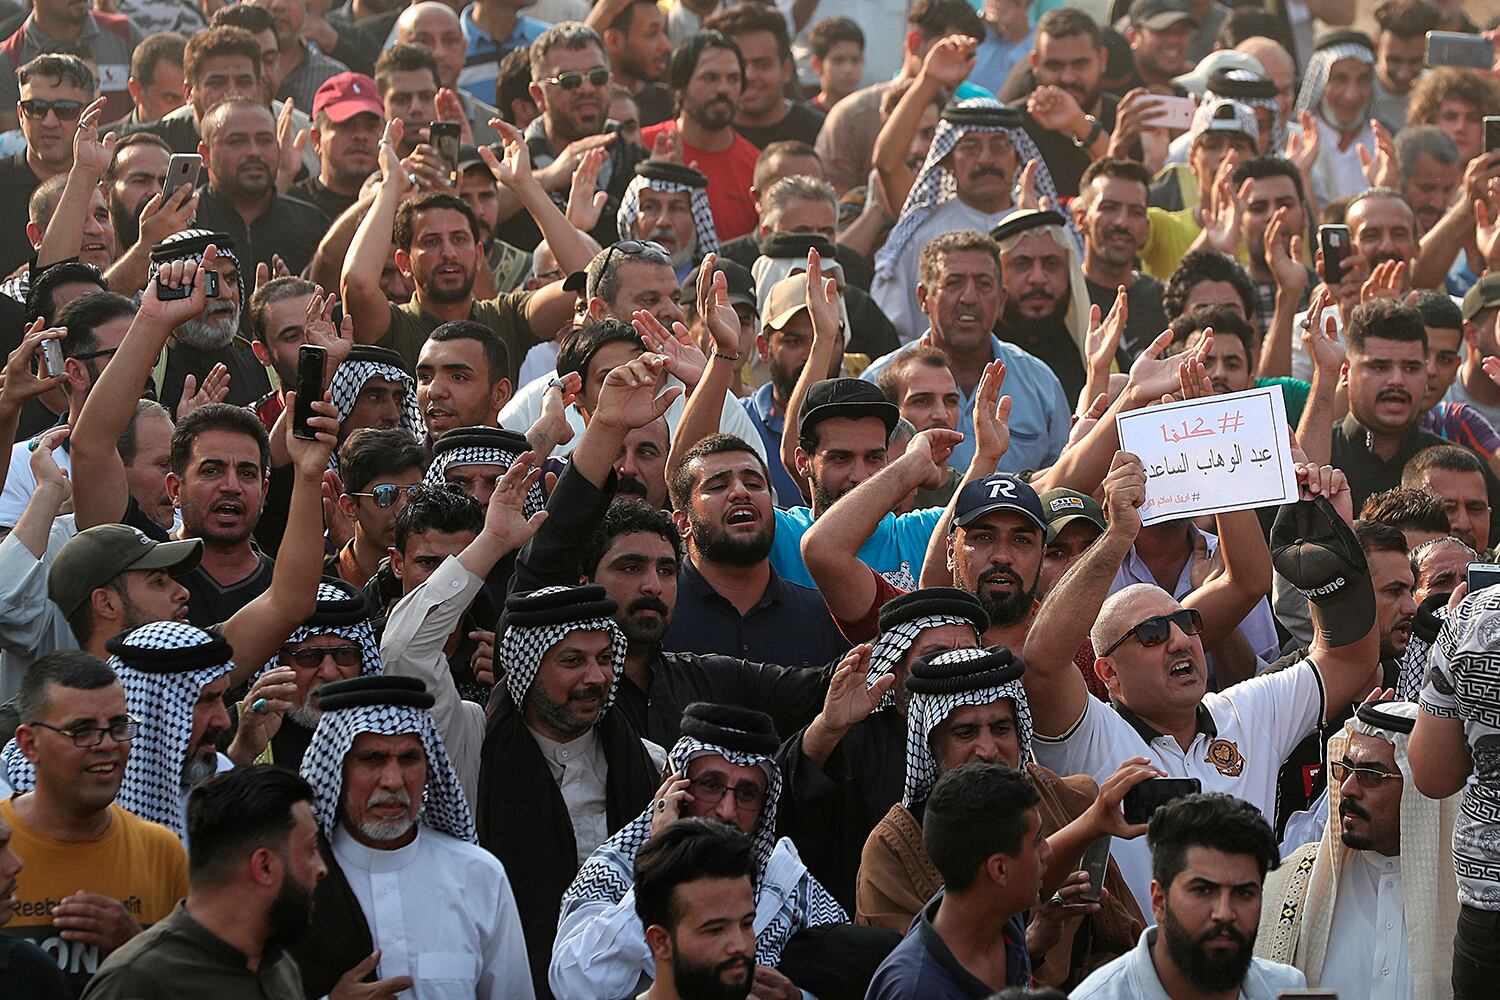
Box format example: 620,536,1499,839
1321,852,1411,1000
533,727,610,868
330,824,534,1000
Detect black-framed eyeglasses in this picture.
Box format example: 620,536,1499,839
19,99,84,121
29,716,140,748
351,483,420,509
1329,759,1402,789
282,645,363,668
689,776,764,810
1101,608,1203,657
72,346,119,363
542,68,610,90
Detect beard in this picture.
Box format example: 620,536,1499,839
527,682,606,740
111,190,145,248
672,949,755,1000
620,597,672,648
686,96,735,132
1001,288,1066,326
176,305,240,349
287,697,322,730
265,866,316,946
651,226,695,271
1338,799,1375,850
691,512,772,567
357,790,418,843
1161,900,1255,994
767,354,799,403
181,738,223,788
974,565,1038,626
419,266,476,304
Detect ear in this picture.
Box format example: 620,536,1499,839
755,331,771,362
644,922,674,963
1464,321,1477,347
984,851,1009,887
90,584,120,625
1094,655,1117,690
793,444,812,479
671,507,691,539
63,357,89,396
13,723,40,762
946,532,957,574
197,139,208,160
309,126,324,155
24,222,41,251
916,281,930,312
491,376,514,412
1150,878,1168,927
586,297,608,323
250,340,272,367
336,493,358,521
1126,26,1140,47
249,844,281,888
394,248,414,279
166,471,183,506
905,29,922,57
127,77,143,105
1071,197,1087,229
527,81,546,113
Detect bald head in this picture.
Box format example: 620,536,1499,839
1091,583,1179,655
1235,37,1295,117
396,2,465,89
396,0,461,36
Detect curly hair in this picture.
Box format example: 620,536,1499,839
1408,68,1500,129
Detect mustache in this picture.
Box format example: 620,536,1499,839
616,474,648,497
628,596,669,616
978,566,1023,588
1197,922,1251,950
570,683,607,701
1339,800,1371,822
967,165,1009,180
1377,388,1411,403
366,790,412,809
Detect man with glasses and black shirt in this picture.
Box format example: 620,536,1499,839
1020,453,1382,914
0,652,188,996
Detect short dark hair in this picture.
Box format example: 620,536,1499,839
1347,300,1427,356
394,192,481,251
18,53,95,94
375,43,440,97
339,428,427,495
1217,8,1293,51
875,347,955,406
17,651,118,725
1035,8,1103,47
1163,250,1257,321
606,0,661,34
1375,0,1441,38
57,291,135,363
634,818,755,933
106,132,174,185
924,762,1040,893
706,4,793,62
1415,288,1464,332
131,31,187,88
1148,792,1279,889
1078,156,1152,199
583,499,682,578
530,21,606,82
556,319,644,388
393,484,484,553
667,434,770,512
1355,517,1411,557
1360,487,1452,535
211,3,275,36
670,31,745,92
170,402,272,480
1232,155,1308,205
1168,304,1257,358
427,320,510,388
184,26,262,86
119,399,172,467
249,276,317,345
1403,444,1486,489
27,263,109,325
186,766,315,886
909,0,986,41
809,17,863,59
497,47,534,121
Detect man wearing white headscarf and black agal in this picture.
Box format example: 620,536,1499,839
291,676,532,1000
871,99,1059,344
326,345,425,453
617,161,719,283
1258,700,1460,1000
552,702,846,1000
991,208,1096,404
1294,30,1377,207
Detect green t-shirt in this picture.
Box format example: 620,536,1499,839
1255,376,1310,427
380,291,536,387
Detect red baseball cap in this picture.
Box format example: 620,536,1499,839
312,72,384,123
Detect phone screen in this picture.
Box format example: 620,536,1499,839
1319,225,1351,287
292,345,327,440
1123,778,1202,826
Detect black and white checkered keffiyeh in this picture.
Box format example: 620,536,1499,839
1188,97,1261,149
497,586,628,713
902,646,1033,808
328,359,425,458
558,733,845,964
866,616,983,712
874,98,1060,282
1293,41,1374,122
1205,70,1283,152
2,621,234,839
300,700,476,843
146,228,243,296
423,438,547,517
617,174,719,260
259,580,384,679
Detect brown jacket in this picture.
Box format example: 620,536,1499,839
854,762,1145,990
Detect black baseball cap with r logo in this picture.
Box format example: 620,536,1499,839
953,474,1046,532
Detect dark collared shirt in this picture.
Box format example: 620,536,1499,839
660,556,849,668
0,150,40,278
192,186,330,278
82,901,304,1000
866,891,1032,999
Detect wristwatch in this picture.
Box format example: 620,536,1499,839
1071,114,1104,149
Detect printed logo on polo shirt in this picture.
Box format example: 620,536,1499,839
1205,737,1244,777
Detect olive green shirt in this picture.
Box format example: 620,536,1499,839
380,290,537,387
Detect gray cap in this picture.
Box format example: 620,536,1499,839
48,525,202,618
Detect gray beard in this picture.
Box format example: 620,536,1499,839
287,700,321,729
181,750,217,789
176,310,240,349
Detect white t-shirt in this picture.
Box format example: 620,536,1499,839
0,437,72,529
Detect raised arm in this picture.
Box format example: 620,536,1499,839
872,37,972,215
485,120,601,275
1023,452,1145,737
309,190,375,294
0,322,67,498
341,118,413,346
1255,207,1309,381
804,426,962,621
1413,151,1500,289
778,249,841,498
35,98,113,271
1294,295,1341,468
664,255,752,481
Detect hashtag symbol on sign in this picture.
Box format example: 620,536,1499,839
1217,410,1244,433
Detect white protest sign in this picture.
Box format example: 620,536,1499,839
1115,384,1297,526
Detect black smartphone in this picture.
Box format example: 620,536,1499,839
1467,561,1500,594
1487,116,1500,154
1426,30,1493,70
203,270,219,298
1319,224,1351,287
1276,991,1339,999
429,120,461,183
156,268,217,300
291,344,327,441
1078,836,1112,902
1123,777,1202,826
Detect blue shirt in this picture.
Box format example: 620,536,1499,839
660,556,849,667
457,5,547,102
866,892,1032,999
742,383,805,507
769,505,942,591
861,335,1069,475
971,23,1034,96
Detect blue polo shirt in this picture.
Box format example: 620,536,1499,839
769,505,942,590
741,383,805,507
861,335,1070,475
866,892,1032,999
457,5,548,102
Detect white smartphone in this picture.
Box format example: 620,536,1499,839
1146,95,1195,131
163,153,202,196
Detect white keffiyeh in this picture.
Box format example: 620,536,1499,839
300,699,476,843
328,360,425,444
617,174,719,260
865,615,981,712
497,586,628,713
259,580,384,678
424,440,547,517
1293,42,1374,124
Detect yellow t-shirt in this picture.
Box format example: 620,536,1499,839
1142,206,1202,282
0,797,188,990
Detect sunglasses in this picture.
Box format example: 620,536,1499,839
282,646,363,668
20,99,84,121
351,483,420,509
1101,608,1203,657
589,239,668,295
689,776,764,810
542,68,610,90
1329,759,1401,789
